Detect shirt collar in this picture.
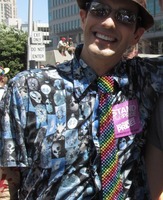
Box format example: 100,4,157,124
72,46,98,101
61,44,127,102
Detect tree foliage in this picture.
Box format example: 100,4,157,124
0,24,28,79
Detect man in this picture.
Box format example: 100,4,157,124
57,37,68,56
0,66,11,200
122,45,138,60
67,38,75,57
0,0,163,199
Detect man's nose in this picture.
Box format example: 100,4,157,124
101,13,116,28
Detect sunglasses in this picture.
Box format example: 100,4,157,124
86,2,142,25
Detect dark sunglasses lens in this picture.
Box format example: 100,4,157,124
87,2,138,25
89,3,111,17
116,10,137,24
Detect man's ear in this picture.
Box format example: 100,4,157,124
132,27,145,45
79,9,87,30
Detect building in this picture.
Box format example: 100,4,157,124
33,22,51,47
18,21,51,50
48,0,163,54
0,0,22,30
0,0,17,23
4,18,21,29
48,0,82,50
142,0,163,54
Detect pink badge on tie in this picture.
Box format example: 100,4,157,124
112,99,142,138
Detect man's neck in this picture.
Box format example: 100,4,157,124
80,52,121,76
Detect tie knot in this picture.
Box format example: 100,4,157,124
97,76,114,93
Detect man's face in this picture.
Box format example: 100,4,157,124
3,76,8,83
0,76,8,86
80,0,144,63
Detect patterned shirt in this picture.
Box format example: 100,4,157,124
0,45,163,200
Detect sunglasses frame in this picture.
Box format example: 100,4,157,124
86,1,142,25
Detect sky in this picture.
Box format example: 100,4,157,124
16,0,48,23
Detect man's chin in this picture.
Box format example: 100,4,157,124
96,49,116,57
89,45,115,56
104,49,115,56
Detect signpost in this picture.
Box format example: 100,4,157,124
27,0,46,69
27,0,33,70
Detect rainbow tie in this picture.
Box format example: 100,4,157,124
98,76,123,200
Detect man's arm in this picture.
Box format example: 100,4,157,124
145,94,163,200
145,143,163,200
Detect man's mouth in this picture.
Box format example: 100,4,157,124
95,32,116,42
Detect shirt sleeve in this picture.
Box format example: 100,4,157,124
147,94,163,151
0,73,29,167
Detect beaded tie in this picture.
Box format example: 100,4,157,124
98,76,123,200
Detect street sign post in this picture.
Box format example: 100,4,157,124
29,45,46,61
27,0,33,69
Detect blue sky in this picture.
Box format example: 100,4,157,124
17,0,48,23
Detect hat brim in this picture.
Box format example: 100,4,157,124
132,0,154,30
76,0,88,9
76,0,154,30
4,68,10,74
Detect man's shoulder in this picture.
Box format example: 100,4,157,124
138,55,163,66
11,62,74,86
126,55,163,70
10,65,60,85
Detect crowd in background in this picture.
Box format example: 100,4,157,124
57,37,75,57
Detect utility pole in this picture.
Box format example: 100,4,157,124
27,0,33,70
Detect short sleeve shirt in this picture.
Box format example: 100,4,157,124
0,45,163,199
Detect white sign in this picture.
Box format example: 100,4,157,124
29,45,46,61
32,32,43,44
